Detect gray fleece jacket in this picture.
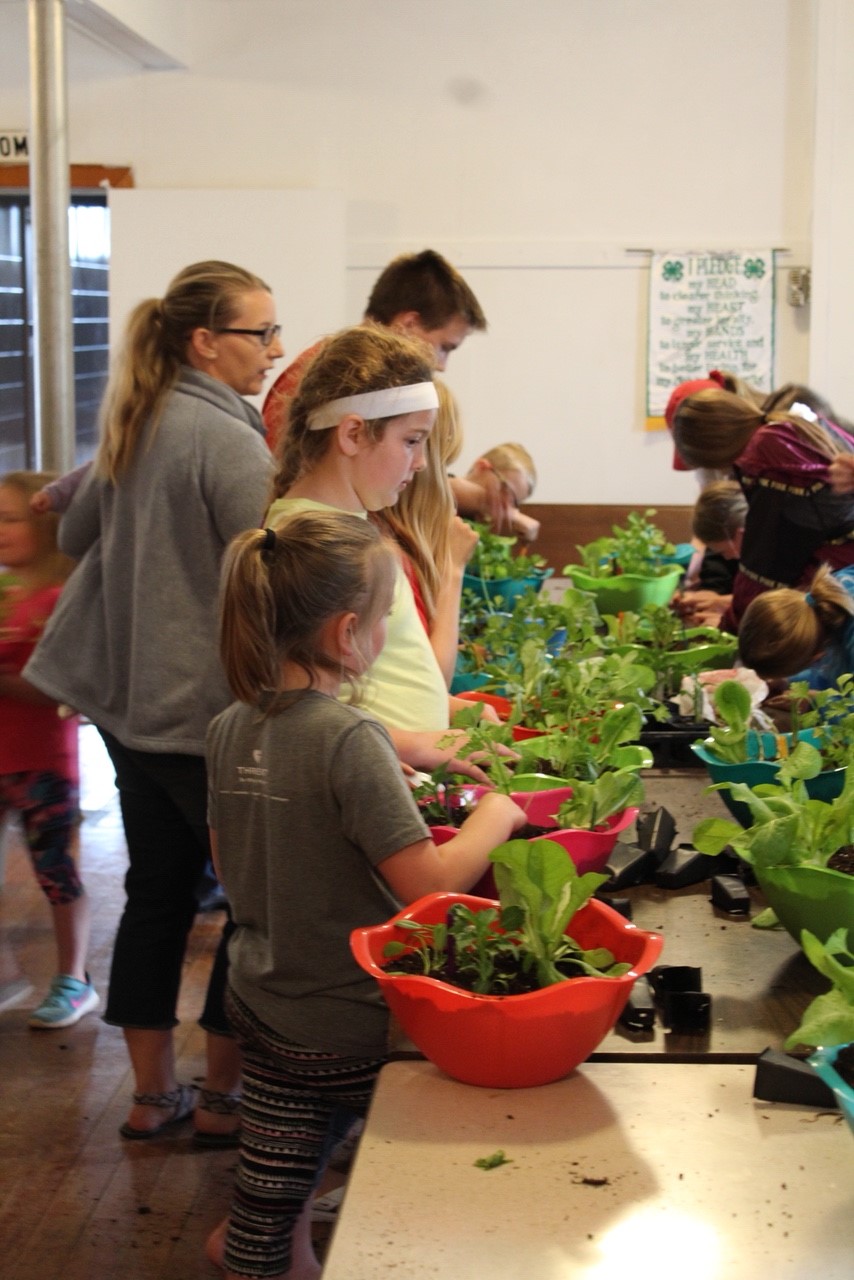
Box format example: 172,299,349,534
25,368,273,755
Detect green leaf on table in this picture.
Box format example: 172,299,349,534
474,1149,512,1170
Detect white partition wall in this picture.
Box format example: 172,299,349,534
108,189,346,409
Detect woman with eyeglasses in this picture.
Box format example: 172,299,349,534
25,260,281,1146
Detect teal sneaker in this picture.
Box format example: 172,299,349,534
29,974,99,1029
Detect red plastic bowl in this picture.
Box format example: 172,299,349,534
454,690,551,740
455,690,512,717
351,891,662,1088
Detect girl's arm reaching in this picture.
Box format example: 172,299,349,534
377,791,527,904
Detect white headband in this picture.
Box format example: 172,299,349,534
307,381,438,431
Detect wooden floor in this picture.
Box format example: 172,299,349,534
0,728,337,1279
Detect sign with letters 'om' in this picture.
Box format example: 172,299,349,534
0,130,28,162
645,248,775,428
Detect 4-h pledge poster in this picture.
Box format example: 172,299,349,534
645,249,775,428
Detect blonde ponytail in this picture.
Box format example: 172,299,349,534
219,511,396,707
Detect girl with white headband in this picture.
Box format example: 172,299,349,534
266,325,499,775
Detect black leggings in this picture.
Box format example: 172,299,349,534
100,730,232,1034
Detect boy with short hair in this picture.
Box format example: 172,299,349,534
261,248,487,450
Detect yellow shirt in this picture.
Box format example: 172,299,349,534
266,496,449,731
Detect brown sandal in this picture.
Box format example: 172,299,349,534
192,1087,241,1149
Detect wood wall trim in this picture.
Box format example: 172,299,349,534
0,164,134,189
521,503,695,573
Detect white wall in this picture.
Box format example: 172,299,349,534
810,0,854,417
0,0,822,502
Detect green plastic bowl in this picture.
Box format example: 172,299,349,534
567,565,682,614
755,864,854,946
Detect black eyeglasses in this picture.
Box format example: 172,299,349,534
215,324,282,347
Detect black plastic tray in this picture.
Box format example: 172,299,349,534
639,716,710,768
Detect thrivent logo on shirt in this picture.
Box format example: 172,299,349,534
236,750,267,786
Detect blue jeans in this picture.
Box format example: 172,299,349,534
99,730,232,1034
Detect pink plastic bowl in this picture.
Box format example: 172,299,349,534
547,806,639,872
431,807,639,898
467,783,574,828
351,892,663,1088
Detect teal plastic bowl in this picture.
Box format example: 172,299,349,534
449,668,494,695
462,567,553,606
755,864,854,946
691,730,846,827
808,1044,854,1136
567,565,682,614
661,542,696,569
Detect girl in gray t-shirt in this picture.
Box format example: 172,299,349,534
206,508,524,1279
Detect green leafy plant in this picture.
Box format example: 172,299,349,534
382,839,631,995
512,673,654,782
701,678,782,764
784,928,854,1050
491,839,632,988
569,510,675,579
692,741,854,873
601,605,738,702
441,701,519,794
466,523,548,581
789,674,854,770
500,644,658,734
554,768,644,831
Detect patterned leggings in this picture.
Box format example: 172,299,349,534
225,987,385,1278
0,771,82,905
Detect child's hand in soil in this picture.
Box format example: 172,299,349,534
467,789,529,834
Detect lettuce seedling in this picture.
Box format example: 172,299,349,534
555,768,644,832
382,840,631,994
784,928,854,1050
490,839,631,988
569,509,675,579
466,523,548,581
692,741,854,872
